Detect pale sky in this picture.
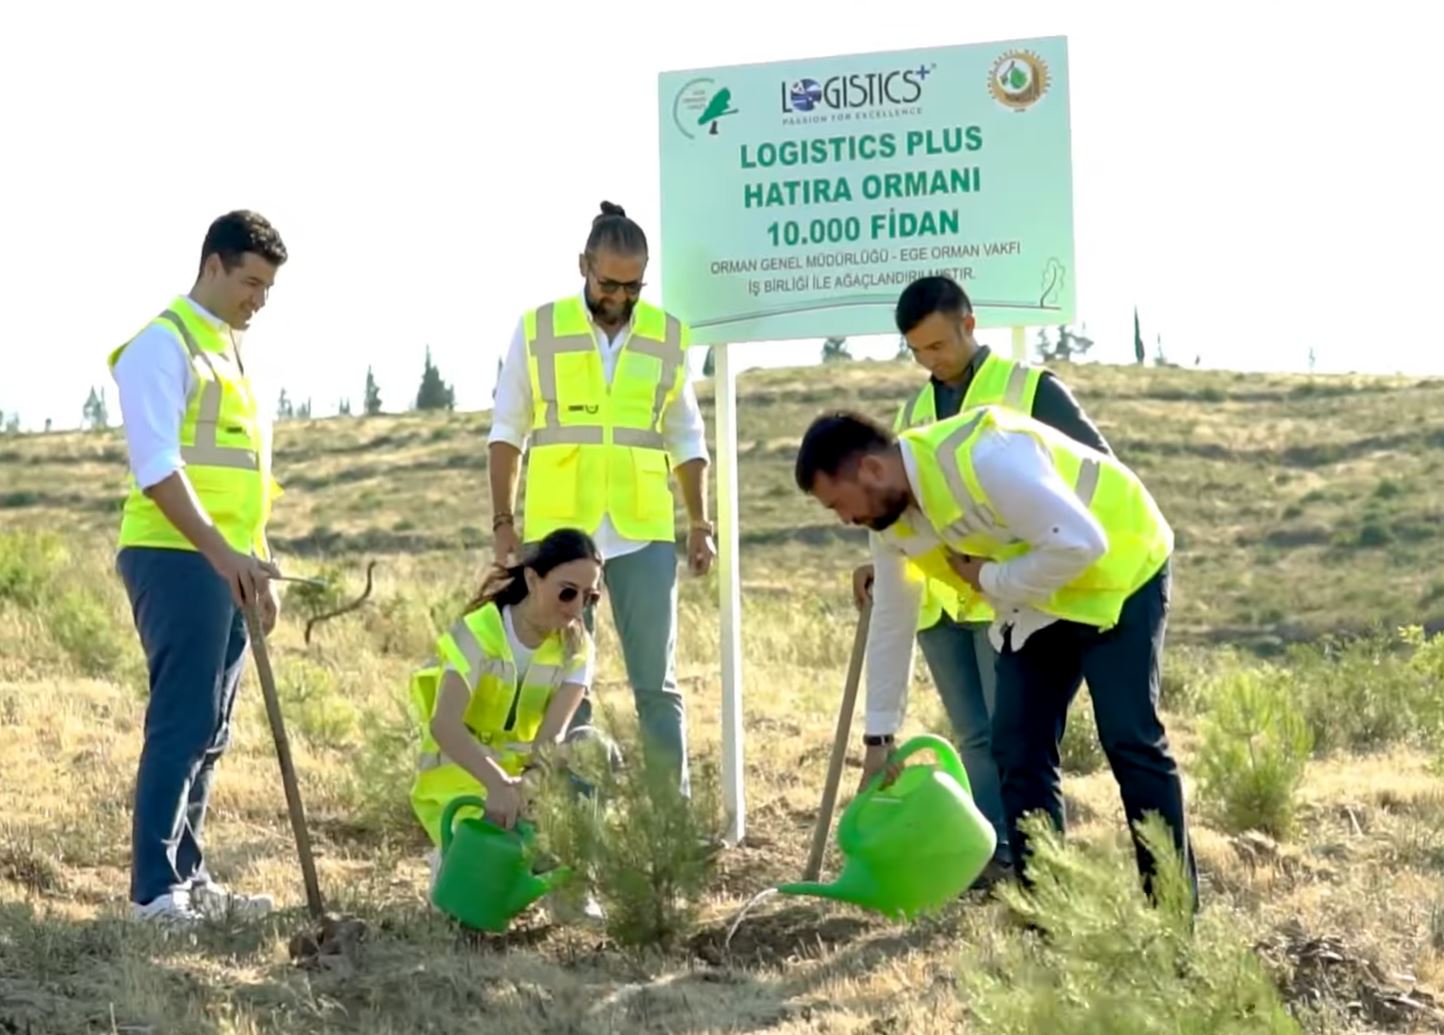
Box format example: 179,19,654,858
0,1,1435,433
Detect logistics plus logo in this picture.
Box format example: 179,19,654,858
672,78,738,139
779,64,935,121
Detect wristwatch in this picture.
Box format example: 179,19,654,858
862,733,895,747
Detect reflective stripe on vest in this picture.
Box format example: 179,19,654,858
413,602,575,775
157,310,260,471
893,354,1044,629
528,301,681,450
930,410,1103,533
909,406,1171,629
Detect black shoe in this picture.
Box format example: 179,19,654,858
964,854,1015,897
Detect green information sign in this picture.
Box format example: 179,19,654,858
658,37,1074,345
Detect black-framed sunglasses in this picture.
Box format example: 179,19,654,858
559,584,602,607
588,264,645,296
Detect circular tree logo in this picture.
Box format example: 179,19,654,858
988,50,1050,111
673,77,738,139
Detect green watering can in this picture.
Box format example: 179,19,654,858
777,734,997,920
430,795,573,932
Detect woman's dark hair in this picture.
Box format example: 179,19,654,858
466,528,602,614
584,201,648,258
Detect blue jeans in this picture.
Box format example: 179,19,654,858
916,614,1010,864
572,540,688,796
117,547,248,906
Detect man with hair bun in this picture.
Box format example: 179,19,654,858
487,201,714,798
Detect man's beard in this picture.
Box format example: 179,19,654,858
863,488,911,531
584,285,634,325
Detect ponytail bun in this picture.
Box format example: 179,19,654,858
597,201,626,220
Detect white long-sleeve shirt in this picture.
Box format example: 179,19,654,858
488,293,709,561
111,297,246,489
864,428,1108,735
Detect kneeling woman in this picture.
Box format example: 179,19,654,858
409,528,602,852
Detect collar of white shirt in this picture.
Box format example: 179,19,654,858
182,294,230,331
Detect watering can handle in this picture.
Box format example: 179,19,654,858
839,733,972,847
439,794,488,856
888,734,972,795
858,733,972,798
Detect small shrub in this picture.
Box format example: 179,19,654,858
1402,625,1444,767
1160,645,1234,716
282,564,352,620
1196,668,1312,839
532,724,725,949
1286,629,1437,755
0,530,67,607
275,657,358,749
1356,522,1392,547
45,587,128,679
342,696,420,838
365,588,457,659
962,814,1298,1034
1060,688,1105,775
0,834,65,895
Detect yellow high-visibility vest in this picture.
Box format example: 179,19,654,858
408,601,578,845
890,352,1043,630
905,405,1171,630
521,296,688,543
108,296,279,559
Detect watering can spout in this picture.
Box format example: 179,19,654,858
518,865,574,909
776,874,885,911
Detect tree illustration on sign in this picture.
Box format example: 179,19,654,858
1003,61,1028,90
698,88,738,135
1039,258,1067,308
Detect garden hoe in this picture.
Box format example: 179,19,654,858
243,592,367,964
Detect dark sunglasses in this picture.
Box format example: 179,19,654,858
559,584,602,607
588,266,645,296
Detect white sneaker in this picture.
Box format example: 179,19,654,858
188,879,274,919
131,891,203,927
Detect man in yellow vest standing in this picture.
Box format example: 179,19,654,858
488,202,714,795
796,406,1198,907
851,275,1113,883
110,210,288,924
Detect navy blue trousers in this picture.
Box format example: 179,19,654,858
991,561,1199,907
117,547,248,906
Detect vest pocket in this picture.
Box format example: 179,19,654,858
526,444,582,519
631,448,671,518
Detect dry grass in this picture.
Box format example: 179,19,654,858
2,359,1444,1033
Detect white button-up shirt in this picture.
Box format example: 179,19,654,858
864,428,1108,735
488,293,709,561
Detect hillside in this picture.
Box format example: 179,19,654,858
4,360,1443,651
2,359,1444,1034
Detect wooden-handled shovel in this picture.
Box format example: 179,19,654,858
243,600,326,919
802,599,871,882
